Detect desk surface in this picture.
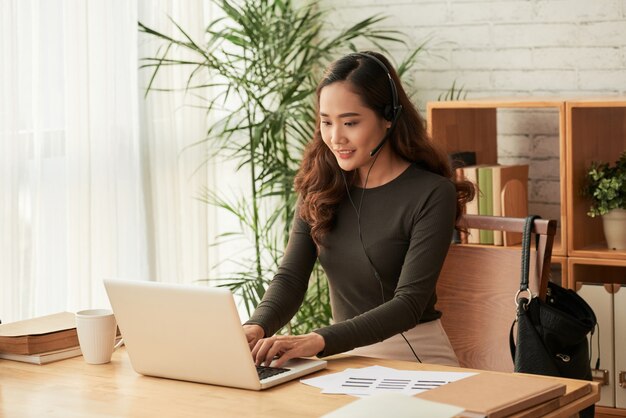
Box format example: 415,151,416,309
0,349,599,417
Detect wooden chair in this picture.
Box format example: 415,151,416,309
436,214,557,372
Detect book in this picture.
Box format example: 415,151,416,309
501,179,529,246
450,152,477,244
477,166,494,244
0,312,78,355
614,284,626,408
416,372,566,418
0,345,82,365
460,165,482,244
507,396,561,418
491,164,529,246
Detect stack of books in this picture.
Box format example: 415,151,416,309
417,372,567,417
0,312,82,364
456,163,529,246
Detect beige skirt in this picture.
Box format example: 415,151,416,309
343,319,459,367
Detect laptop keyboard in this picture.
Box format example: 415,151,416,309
256,365,290,380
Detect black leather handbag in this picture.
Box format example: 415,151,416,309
510,216,597,416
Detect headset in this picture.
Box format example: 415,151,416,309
350,52,403,157
341,52,421,363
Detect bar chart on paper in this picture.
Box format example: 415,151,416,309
301,365,476,397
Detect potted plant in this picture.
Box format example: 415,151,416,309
583,151,626,250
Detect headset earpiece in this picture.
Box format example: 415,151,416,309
383,104,393,121
352,52,401,156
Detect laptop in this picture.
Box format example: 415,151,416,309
104,279,327,390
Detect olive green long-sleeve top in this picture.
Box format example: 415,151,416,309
246,164,456,357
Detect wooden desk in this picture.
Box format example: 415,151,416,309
0,349,599,417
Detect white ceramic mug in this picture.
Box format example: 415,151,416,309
75,309,123,364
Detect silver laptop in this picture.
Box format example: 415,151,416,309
104,279,327,390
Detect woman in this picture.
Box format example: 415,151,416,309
243,51,474,368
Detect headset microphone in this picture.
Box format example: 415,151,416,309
369,133,389,157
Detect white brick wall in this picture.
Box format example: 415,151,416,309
322,0,626,219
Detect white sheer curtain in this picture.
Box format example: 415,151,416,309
138,0,212,289
0,0,211,323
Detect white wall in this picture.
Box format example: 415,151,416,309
324,0,626,221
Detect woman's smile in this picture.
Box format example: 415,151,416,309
335,148,356,159
319,81,389,174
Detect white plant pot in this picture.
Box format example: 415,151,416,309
602,208,626,250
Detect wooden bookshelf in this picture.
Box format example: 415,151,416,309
429,97,626,415
596,407,626,418
566,99,626,260
427,98,567,257
568,257,626,289
569,257,626,415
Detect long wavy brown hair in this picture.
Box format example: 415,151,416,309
294,51,474,248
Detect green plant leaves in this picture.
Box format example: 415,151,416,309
583,151,626,217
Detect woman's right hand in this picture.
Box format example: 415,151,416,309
243,324,265,350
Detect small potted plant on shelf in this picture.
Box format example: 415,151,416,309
583,151,626,250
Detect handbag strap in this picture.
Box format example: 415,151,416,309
516,215,541,306
510,215,541,360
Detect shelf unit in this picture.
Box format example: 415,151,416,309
567,98,626,260
427,98,567,257
565,98,626,417
429,97,626,416
597,407,626,418
428,97,626,418
570,258,626,417
568,257,626,289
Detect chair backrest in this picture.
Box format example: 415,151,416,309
436,215,557,372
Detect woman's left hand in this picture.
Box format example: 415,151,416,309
251,332,325,368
